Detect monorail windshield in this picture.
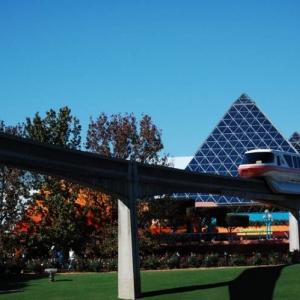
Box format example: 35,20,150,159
241,152,275,165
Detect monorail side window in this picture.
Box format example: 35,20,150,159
292,156,299,169
277,155,281,166
297,157,300,169
284,154,293,168
241,152,275,164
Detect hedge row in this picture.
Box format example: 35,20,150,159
1,250,300,275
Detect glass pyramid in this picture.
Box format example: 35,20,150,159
289,131,300,153
172,93,297,206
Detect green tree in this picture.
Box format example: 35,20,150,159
222,214,249,241
0,121,33,258
25,107,81,148
23,107,86,255
148,198,195,233
186,206,227,233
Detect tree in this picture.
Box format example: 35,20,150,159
221,214,249,241
22,107,86,255
0,121,33,258
186,206,227,234
85,112,171,255
86,112,170,164
76,188,117,257
148,198,195,233
25,107,81,148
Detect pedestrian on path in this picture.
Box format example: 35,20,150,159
68,248,76,270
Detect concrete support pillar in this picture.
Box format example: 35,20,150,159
118,163,141,300
289,210,300,252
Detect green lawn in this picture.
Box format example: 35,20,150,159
1,264,300,300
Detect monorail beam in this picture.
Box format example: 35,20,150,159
0,132,131,198
135,163,286,202
0,132,293,204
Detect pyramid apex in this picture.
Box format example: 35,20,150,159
289,132,300,153
234,93,255,104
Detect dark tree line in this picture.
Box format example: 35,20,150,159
0,108,170,258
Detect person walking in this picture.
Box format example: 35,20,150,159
57,249,65,268
68,248,76,270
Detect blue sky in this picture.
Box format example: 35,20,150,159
1,1,299,157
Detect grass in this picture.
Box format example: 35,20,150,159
1,264,300,300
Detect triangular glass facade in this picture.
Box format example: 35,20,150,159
173,93,297,206
289,132,300,153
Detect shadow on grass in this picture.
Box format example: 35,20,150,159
55,279,73,282
229,265,285,300
0,274,73,294
141,265,286,299
0,273,45,295
0,273,74,295
0,273,75,294
0,289,24,294
141,281,230,298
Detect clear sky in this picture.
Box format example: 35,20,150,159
1,1,299,157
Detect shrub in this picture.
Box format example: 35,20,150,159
251,252,263,266
4,249,294,274
74,257,89,272
89,259,102,272
202,253,219,267
5,260,22,274
268,252,283,265
229,254,247,266
159,255,169,269
288,250,300,264
105,258,117,271
141,255,161,270
167,253,181,269
181,254,201,268
27,260,44,273
282,253,293,264
158,253,181,269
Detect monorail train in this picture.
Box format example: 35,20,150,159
238,149,300,194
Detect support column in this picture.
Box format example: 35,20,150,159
289,209,300,252
118,163,141,300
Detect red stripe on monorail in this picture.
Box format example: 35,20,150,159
238,165,274,177
238,165,300,178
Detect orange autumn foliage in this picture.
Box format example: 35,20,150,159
16,186,113,232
